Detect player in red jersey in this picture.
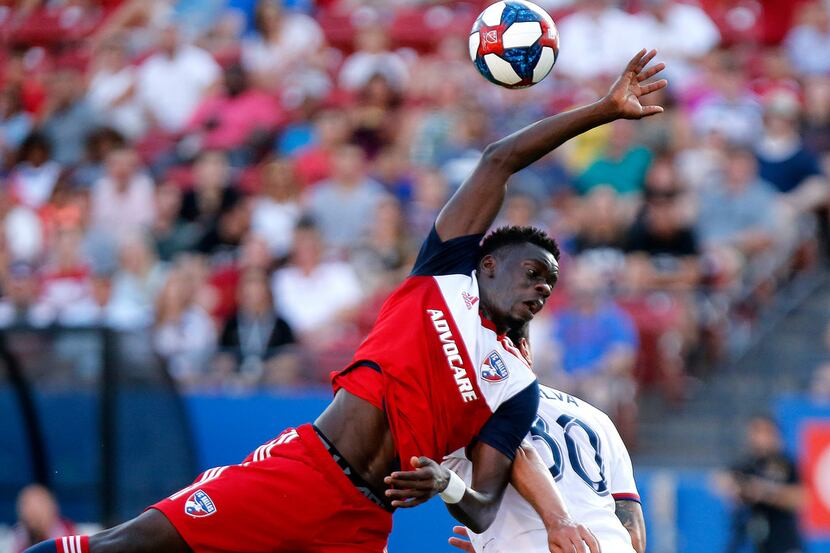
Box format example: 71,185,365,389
26,49,666,553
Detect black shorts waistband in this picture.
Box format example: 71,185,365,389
311,424,395,512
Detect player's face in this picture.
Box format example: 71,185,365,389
480,243,558,328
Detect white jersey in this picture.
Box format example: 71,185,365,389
444,385,640,553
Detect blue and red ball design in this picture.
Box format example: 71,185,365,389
469,0,559,89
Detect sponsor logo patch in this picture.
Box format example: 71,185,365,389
481,350,509,382
185,490,217,518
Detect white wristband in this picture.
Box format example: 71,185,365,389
440,469,466,504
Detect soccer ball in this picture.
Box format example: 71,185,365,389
469,0,559,89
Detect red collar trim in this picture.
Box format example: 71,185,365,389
479,313,503,337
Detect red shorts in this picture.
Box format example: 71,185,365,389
151,424,392,553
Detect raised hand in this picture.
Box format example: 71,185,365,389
604,49,668,120
383,456,451,508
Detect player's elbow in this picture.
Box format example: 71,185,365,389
481,141,515,176
465,506,498,535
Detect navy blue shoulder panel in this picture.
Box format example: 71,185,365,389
410,226,484,277
475,381,540,461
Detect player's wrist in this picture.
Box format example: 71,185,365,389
440,469,466,504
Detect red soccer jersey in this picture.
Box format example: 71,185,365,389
333,228,539,468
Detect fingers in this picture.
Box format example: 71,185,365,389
624,48,647,73
385,476,436,490
636,49,657,72
390,495,430,508
639,78,668,96
637,61,666,82
385,468,433,482
580,526,601,553
385,487,429,500
453,526,470,538
640,105,665,117
448,537,476,553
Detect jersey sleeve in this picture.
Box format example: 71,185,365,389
602,414,640,502
473,381,540,461
410,226,484,277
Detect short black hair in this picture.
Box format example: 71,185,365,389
479,226,560,262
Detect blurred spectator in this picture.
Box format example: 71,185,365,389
179,150,241,244
555,0,641,81
183,63,283,162
136,24,221,133
339,27,409,92
633,0,719,88
696,146,782,283
545,258,638,421
72,127,128,189
152,180,200,260
718,415,805,553
271,218,362,340
624,185,700,292
154,255,217,387
572,187,630,271
407,167,449,240
30,227,91,326
350,74,404,159
0,261,40,328
577,120,652,198
691,53,762,146
291,109,351,186
90,147,156,242
756,93,829,216
41,69,100,166
350,196,416,295
241,0,325,92
0,87,34,164
216,268,298,387
785,1,830,76
250,158,301,259
108,233,168,329
11,484,76,553
87,37,147,140
8,132,62,209
802,76,830,156
307,144,385,250
809,361,830,405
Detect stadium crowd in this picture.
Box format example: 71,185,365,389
0,0,828,437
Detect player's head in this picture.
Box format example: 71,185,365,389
477,226,560,330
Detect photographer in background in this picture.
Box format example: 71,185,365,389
718,415,805,553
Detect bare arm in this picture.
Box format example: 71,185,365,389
512,442,600,553
384,443,512,534
435,49,667,241
615,499,646,553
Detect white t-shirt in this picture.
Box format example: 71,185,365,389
271,261,362,333
137,45,220,132
444,385,639,553
87,66,147,139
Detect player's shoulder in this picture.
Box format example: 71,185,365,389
538,384,615,427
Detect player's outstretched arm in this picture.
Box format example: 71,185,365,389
512,442,601,553
435,49,666,242
615,499,646,553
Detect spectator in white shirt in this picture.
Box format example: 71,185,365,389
87,36,147,140
91,147,156,242
556,0,643,81
339,27,409,92
785,1,830,76
136,24,221,133
632,0,719,89
250,158,301,259
271,218,362,340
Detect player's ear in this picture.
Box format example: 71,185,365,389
480,254,497,278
